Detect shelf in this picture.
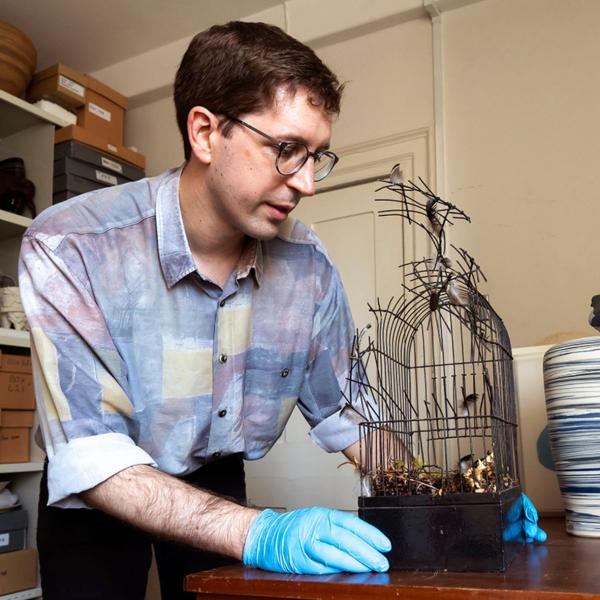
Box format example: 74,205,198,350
0,210,32,240
0,329,30,348
0,89,70,138
0,588,42,600
0,462,43,475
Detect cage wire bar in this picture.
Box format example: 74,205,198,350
345,174,519,499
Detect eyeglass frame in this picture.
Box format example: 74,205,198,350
222,114,339,182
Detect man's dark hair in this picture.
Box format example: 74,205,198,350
174,21,344,160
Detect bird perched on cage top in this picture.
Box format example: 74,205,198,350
389,163,403,185
589,295,600,333
445,275,469,307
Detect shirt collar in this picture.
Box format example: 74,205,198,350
156,167,197,288
156,167,263,288
236,237,263,286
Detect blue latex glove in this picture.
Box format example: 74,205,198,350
503,493,547,543
243,507,391,574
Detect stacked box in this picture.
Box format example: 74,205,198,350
27,63,86,110
0,510,27,554
53,140,145,204
55,126,145,169
0,352,34,463
27,63,146,173
77,74,128,146
0,549,37,595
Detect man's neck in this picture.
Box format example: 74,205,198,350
179,162,245,288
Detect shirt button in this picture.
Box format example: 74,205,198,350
218,409,227,418
213,451,221,458
219,299,226,307
218,354,228,363
281,368,289,377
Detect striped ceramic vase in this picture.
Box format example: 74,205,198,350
543,337,600,537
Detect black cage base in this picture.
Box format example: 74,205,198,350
358,485,523,572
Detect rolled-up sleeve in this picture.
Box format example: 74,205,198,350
20,232,156,508
298,258,379,453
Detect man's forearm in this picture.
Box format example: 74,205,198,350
344,430,412,471
81,464,261,559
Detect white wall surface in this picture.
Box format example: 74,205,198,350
443,0,600,347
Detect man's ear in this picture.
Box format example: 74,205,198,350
187,107,220,165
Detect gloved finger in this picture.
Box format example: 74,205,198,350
330,511,392,552
307,540,375,573
522,494,539,523
523,520,538,539
293,554,345,575
533,526,547,543
318,527,389,572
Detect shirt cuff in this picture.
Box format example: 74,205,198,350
308,406,366,453
47,432,158,508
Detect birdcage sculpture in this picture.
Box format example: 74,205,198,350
346,173,523,572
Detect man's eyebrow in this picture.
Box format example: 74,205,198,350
277,133,331,151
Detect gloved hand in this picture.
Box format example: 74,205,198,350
243,507,391,574
503,492,547,543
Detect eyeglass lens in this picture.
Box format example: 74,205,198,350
277,143,336,182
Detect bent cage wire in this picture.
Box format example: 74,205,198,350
343,175,520,498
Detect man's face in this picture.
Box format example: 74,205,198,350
206,86,333,241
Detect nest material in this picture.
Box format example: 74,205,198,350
371,452,514,497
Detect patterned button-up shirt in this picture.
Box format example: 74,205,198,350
19,168,366,508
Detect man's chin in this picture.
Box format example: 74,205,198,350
252,219,288,241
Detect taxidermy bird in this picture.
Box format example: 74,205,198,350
445,276,468,307
460,387,479,416
389,163,403,185
459,454,474,473
425,198,444,237
589,295,600,333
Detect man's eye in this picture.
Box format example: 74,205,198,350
280,144,303,158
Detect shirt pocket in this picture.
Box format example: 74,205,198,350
243,364,305,446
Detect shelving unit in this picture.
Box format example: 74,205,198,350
1,89,70,598
0,588,42,600
0,329,29,348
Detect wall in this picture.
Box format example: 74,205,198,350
443,0,600,347
102,0,431,175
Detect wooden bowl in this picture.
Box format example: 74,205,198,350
0,21,37,97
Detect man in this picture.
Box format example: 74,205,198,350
19,21,543,600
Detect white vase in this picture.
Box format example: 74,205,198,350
543,336,600,536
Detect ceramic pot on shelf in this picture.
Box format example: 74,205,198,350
543,336,600,537
0,21,37,97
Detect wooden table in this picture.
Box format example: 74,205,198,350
185,518,600,599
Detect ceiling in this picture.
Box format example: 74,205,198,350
1,0,282,73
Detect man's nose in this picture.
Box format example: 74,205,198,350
286,159,315,197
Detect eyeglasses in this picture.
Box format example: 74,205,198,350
224,114,339,182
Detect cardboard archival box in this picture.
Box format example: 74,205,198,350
0,352,31,374
0,410,34,428
54,139,145,181
0,351,34,411
54,156,129,188
0,548,37,595
55,125,145,170
27,63,86,110
76,73,128,146
0,509,27,553
0,427,30,463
